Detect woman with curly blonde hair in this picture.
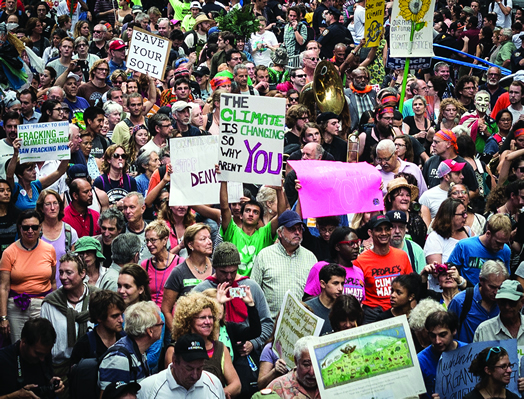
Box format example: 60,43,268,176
73,20,91,41
167,292,241,397
436,98,465,132
93,144,138,205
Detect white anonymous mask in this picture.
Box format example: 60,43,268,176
475,93,490,114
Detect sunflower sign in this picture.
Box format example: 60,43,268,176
390,0,436,57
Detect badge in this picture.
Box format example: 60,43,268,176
278,4,282,9
322,29,329,36
516,52,521,57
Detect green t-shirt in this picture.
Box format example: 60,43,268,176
169,0,191,21
221,219,276,276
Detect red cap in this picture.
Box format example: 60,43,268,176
109,39,126,51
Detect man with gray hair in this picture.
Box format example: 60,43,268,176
172,101,203,137
47,86,66,102
234,64,258,95
495,28,517,68
89,24,108,59
98,301,161,396
375,139,427,196
96,208,126,268
267,336,319,398
123,191,152,262
99,233,142,291
301,50,318,83
449,259,509,343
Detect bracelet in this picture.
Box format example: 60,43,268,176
0,315,7,321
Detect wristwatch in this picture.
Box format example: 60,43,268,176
0,316,7,321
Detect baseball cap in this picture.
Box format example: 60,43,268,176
385,210,407,225
193,65,210,77
171,101,192,112
495,280,524,302
278,210,305,228
109,39,126,51
66,72,80,82
131,5,142,13
174,334,209,362
436,159,466,179
367,214,392,230
67,164,88,180
190,0,202,8
102,382,140,399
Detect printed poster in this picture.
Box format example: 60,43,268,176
18,121,70,163
364,0,385,47
308,316,425,398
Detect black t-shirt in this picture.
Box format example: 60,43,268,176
102,242,112,268
0,207,19,258
322,136,348,162
302,228,330,262
288,149,335,162
164,261,204,297
69,329,125,368
0,341,54,397
422,155,479,191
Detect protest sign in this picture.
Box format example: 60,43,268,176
219,94,285,186
18,121,70,163
390,0,436,57
308,315,424,398
169,137,246,206
364,0,385,47
127,27,172,80
273,291,324,369
386,50,432,70
435,340,519,399
288,160,384,218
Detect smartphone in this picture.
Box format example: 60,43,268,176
229,287,246,298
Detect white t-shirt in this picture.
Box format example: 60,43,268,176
490,0,512,28
250,31,279,67
419,185,448,219
184,31,207,49
0,139,13,179
424,231,461,292
353,4,365,40
508,105,524,126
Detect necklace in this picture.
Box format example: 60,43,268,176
189,258,209,275
20,238,39,251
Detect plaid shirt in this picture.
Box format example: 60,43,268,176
251,241,317,318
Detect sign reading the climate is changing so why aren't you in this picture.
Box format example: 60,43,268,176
127,27,172,80
18,121,70,163
219,94,285,186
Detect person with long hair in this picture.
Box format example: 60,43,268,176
170,292,241,397
0,210,57,343
474,27,494,75
74,236,107,287
208,89,227,135
37,67,57,101
394,135,415,163
464,346,519,399
256,186,278,226
404,95,435,149
134,149,160,198
36,189,79,288
161,223,213,331
141,220,184,307
158,203,195,257
92,144,138,205
436,98,465,132
496,120,524,180
38,99,65,123
118,263,165,372
26,17,50,57
484,109,513,162
126,124,150,167
448,183,487,236
73,20,91,40
426,75,447,123
329,294,364,332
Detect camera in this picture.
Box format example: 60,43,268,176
31,380,59,399
434,263,448,274
77,60,87,68
229,287,246,298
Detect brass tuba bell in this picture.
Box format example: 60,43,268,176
313,60,345,115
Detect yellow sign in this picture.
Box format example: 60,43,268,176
364,0,385,47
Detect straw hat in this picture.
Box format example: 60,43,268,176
385,177,419,202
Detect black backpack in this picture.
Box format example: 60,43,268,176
299,21,315,52
69,334,138,399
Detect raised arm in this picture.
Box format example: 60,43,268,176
269,184,286,235
220,181,232,232
40,159,69,189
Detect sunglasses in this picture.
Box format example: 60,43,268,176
295,74,307,78
454,212,468,218
112,153,128,160
486,346,502,362
21,224,40,231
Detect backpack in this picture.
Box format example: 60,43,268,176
39,223,72,250
458,287,475,333
299,21,315,52
69,335,138,399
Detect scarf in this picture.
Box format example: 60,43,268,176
67,0,78,18
349,82,373,94
206,275,248,323
43,284,98,347
435,128,458,152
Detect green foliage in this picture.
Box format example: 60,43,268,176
215,5,260,39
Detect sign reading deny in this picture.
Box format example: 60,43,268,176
127,27,172,80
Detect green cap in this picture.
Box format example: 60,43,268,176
74,236,105,260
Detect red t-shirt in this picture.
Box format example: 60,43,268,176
354,247,413,311
63,204,101,238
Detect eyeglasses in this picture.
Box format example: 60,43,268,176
486,347,502,362
44,201,59,207
160,124,172,128
376,153,394,163
454,212,468,218
145,237,161,244
53,107,65,112
494,362,515,370
194,315,215,321
152,321,165,328
21,224,40,231
97,68,109,73
487,73,501,77
112,153,128,160
338,240,361,247
306,57,319,61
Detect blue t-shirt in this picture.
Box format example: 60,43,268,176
448,284,500,343
447,236,511,285
418,341,467,398
63,96,90,123
135,173,150,198
14,180,43,211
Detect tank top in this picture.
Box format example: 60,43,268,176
204,341,226,386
